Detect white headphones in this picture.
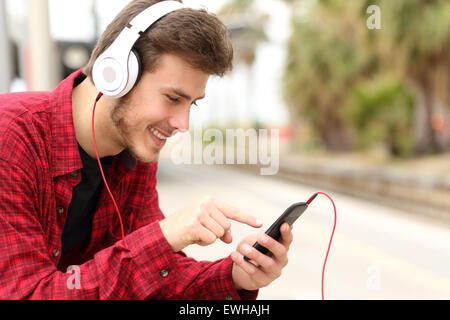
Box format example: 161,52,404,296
92,1,186,99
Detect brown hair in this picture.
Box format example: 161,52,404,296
84,0,234,82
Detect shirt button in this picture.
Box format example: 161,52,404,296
53,249,60,257
71,171,79,177
56,207,64,214
160,270,169,278
226,295,233,300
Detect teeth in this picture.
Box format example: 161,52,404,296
150,127,168,140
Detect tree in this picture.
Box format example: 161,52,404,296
377,0,450,154
341,75,415,157
283,0,450,155
283,0,376,150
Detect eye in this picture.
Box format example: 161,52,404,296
166,95,180,103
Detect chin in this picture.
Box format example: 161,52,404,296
130,147,161,164
124,131,164,164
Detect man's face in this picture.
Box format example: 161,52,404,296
109,54,209,163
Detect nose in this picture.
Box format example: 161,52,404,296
168,105,190,133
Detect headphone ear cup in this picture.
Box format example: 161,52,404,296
92,55,124,96
132,48,144,84
120,48,142,98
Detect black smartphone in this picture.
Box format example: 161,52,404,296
244,202,309,261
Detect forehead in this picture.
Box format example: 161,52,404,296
140,53,209,96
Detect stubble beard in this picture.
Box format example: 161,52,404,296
109,97,160,164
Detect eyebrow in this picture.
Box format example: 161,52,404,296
164,86,206,102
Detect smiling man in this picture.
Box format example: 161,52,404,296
0,0,293,300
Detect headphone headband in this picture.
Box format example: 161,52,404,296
93,1,186,98
130,1,185,33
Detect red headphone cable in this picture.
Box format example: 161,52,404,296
92,93,127,246
307,192,337,300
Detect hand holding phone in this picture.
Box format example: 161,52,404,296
244,195,317,261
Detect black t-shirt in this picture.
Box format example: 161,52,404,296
60,145,113,256
61,72,113,257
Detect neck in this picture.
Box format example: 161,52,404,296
72,78,124,159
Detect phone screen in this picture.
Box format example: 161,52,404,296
283,204,307,226
244,202,308,261
264,203,307,241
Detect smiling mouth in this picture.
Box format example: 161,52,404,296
149,126,170,140
148,126,172,148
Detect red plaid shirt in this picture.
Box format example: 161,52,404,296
0,70,258,300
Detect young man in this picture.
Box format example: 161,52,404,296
0,0,293,299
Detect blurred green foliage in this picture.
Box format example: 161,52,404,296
341,75,415,157
284,0,375,150
283,0,450,157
